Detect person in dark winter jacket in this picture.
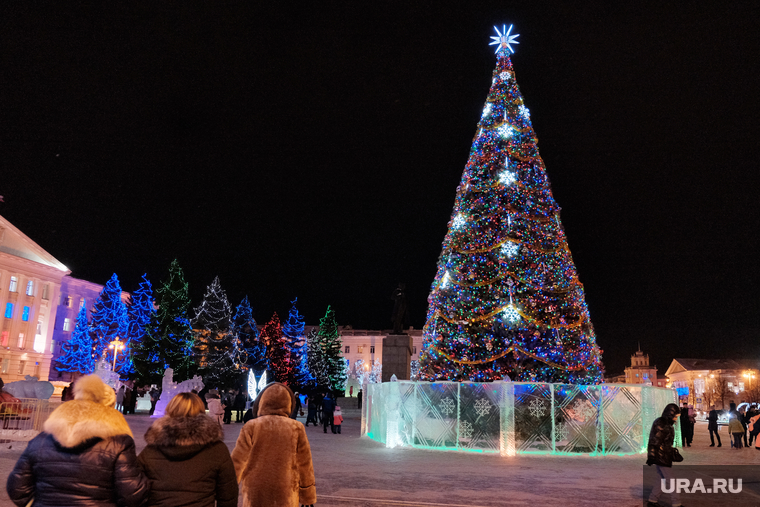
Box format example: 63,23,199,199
322,393,337,434
138,392,238,507
6,374,149,507
707,405,722,447
305,394,319,426
234,390,248,422
645,403,682,507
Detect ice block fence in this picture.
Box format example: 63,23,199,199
362,381,680,456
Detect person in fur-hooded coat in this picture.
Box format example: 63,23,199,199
138,392,237,507
6,374,149,507
231,382,316,507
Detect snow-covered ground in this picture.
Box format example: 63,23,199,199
1,413,757,506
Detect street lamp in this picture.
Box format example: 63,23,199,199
109,338,124,371
744,371,755,391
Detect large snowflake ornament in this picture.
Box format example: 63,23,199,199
528,398,546,418
440,397,456,416
459,420,474,440
572,399,596,422
501,240,519,257
555,422,570,441
474,398,492,418
489,24,520,54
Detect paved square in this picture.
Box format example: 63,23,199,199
2,411,757,506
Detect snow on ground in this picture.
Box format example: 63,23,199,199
1,412,758,506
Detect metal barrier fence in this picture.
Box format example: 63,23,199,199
0,398,59,442
362,381,680,456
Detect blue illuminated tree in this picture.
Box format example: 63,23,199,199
232,296,267,374
56,302,95,375
123,274,155,381
155,260,196,381
91,274,128,365
282,298,313,390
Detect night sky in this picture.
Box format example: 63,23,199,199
3,3,758,376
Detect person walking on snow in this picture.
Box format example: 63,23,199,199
333,405,343,434
322,392,337,434
206,390,225,426
707,405,721,447
645,403,683,507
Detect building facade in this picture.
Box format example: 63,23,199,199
0,215,70,382
665,358,759,410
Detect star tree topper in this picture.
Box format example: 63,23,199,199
489,24,520,54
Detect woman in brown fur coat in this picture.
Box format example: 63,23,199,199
231,382,316,507
6,375,149,507
138,392,237,507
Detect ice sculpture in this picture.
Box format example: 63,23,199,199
362,381,678,456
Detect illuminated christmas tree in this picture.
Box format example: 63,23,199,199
120,274,154,379
305,327,328,391
316,306,346,393
232,296,267,374
56,302,95,375
261,312,291,384
419,26,603,384
282,298,313,390
191,276,233,386
155,259,196,381
91,274,128,364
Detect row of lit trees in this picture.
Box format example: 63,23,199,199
55,260,347,393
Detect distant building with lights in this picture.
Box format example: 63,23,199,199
0,215,70,382
665,358,760,410
323,326,423,395
604,348,667,388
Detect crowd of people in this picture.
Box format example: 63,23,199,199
3,374,324,507
678,400,760,450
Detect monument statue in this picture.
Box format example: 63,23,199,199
391,282,409,335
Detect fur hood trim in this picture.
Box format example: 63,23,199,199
44,400,133,448
145,414,223,447
258,383,293,417
73,374,116,408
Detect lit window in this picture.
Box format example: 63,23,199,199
80,298,85,309
8,276,18,292
22,306,30,321
370,346,375,354
1,358,9,374
65,296,72,308
345,346,350,354
358,346,364,353
4,303,13,319
17,333,25,348
36,320,43,335
26,280,34,296
1,331,8,346
42,284,49,300
63,318,71,331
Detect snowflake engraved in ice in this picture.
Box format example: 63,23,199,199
440,397,456,416
474,398,491,418
603,424,614,443
528,398,546,418
555,422,569,441
459,420,474,440
572,399,595,422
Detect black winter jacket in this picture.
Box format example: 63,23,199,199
138,413,237,507
6,400,149,507
646,403,681,468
